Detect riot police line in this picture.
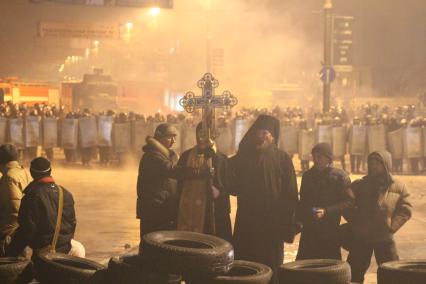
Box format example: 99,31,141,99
0,113,424,173
0,101,426,173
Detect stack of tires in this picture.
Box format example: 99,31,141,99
106,231,273,284
279,259,352,284
0,253,106,284
377,260,426,284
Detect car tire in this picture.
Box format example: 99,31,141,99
0,257,33,284
203,260,272,284
377,260,426,284
33,252,105,284
279,259,351,284
141,231,234,277
106,254,181,284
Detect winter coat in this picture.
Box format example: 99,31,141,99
344,151,412,243
137,137,179,228
7,177,76,256
297,166,353,242
0,161,31,237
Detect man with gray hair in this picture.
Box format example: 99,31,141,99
137,123,181,245
0,144,30,256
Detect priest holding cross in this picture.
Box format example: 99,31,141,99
176,73,237,241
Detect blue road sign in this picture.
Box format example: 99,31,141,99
320,67,336,84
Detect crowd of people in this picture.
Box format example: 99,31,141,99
2,101,426,177
137,115,412,283
0,107,414,283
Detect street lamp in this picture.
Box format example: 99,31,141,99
323,0,333,113
150,7,161,17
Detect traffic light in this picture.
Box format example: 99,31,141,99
333,16,354,66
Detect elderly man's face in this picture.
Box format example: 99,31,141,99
255,129,274,145
159,135,176,149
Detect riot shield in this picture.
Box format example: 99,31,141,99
423,128,426,157
97,116,113,147
404,127,423,159
332,126,347,158
42,117,58,148
0,117,7,144
25,116,41,147
280,126,298,155
113,122,131,153
132,120,148,152
9,118,24,149
367,124,387,153
61,118,78,150
298,129,315,161
316,125,332,145
215,126,234,156
387,129,404,159
349,125,367,156
233,119,250,151
79,116,97,148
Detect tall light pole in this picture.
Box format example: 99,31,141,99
206,0,212,72
323,0,333,113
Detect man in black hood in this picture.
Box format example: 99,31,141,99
231,115,298,284
344,151,412,283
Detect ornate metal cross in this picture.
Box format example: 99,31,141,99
180,73,238,141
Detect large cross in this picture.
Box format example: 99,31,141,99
180,73,238,142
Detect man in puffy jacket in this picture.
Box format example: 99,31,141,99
344,151,412,283
0,144,31,256
7,157,84,257
137,123,181,241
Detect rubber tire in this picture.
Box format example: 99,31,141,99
279,259,351,284
0,257,33,284
377,260,426,284
33,252,106,284
141,231,234,277
205,260,272,284
106,254,181,284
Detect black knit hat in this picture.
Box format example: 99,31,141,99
0,144,18,164
312,142,333,161
30,157,51,175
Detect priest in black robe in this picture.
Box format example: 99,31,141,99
230,114,299,284
176,123,232,242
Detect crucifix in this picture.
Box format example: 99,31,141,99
179,73,238,145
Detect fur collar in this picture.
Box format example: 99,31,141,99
145,136,176,159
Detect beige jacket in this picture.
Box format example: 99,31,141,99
345,151,412,243
0,161,31,237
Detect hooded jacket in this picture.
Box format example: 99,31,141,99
0,161,31,237
344,151,412,243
